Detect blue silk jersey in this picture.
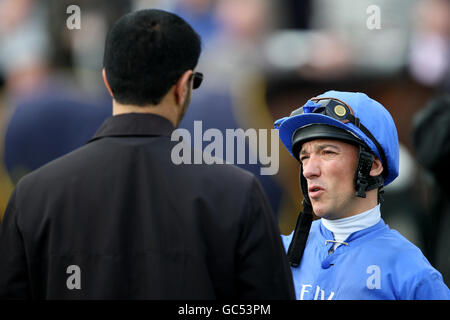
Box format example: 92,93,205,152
282,219,450,300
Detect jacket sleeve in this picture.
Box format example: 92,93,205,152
235,177,295,300
0,189,30,299
411,270,450,300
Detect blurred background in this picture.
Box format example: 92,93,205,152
0,0,449,285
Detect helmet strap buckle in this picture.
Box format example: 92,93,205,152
354,146,374,198
355,176,369,198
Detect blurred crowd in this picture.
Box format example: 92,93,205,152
0,0,449,285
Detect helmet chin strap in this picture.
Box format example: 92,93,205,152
286,163,313,268
287,145,384,268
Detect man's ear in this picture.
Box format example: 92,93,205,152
102,68,114,97
174,70,193,106
370,156,384,177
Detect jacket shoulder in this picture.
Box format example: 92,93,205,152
367,225,449,298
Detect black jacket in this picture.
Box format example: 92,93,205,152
0,113,295,299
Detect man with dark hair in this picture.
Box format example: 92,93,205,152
0,9,295,299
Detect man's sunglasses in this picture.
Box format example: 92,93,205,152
192,72,203,89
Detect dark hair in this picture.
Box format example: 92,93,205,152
103,9,201,106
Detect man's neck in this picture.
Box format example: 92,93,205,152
337,189,379,220
112,100,178,127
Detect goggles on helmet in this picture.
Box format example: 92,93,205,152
287,97,387,173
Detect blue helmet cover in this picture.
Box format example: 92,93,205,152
274,91,399,186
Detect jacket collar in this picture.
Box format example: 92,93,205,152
319,219,387,245
88,113,175,143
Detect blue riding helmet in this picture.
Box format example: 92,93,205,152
274,90,399,187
